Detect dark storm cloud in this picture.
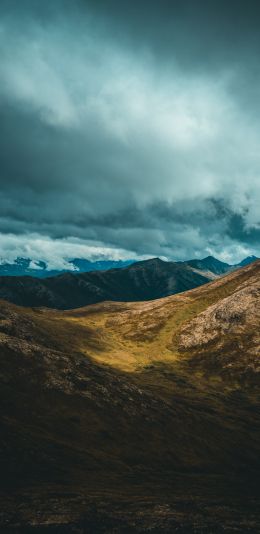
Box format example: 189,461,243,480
0,0,259,265
83,0,260,63
83,0,260,117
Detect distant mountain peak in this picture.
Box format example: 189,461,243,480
185,255,231,275
143,257,165,265
128,257,166,269
202,255,229,264
237,255,259,267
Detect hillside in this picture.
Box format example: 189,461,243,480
0,261,259,531
0,256,257,311
0,257,213,309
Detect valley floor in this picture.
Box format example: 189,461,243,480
1,474,260,533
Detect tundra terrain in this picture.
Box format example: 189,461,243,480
0,261,259,532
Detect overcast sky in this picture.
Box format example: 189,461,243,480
0,0,260,267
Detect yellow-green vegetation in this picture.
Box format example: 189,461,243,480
28,259,258,382
0,261,259,531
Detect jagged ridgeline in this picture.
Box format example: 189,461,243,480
0,255,258,309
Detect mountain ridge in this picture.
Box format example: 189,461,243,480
0,257,214,309
0,255,258,310
0,254,258,278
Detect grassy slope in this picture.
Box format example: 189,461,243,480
58,260,260,375
0,262,259,530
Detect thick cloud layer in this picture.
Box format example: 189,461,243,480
0,0,259,265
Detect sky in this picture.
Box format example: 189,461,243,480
0,0,260,268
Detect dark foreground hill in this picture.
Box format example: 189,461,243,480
0,261,259,531
0,257,213,309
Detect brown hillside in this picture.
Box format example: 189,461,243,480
0,261,259,531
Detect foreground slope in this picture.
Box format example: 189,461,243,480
0,261,259,531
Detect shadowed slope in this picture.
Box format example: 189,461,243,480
0,258,216,309
0,261,259,531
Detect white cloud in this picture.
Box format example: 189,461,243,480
0,231,257,267
0,233,149,269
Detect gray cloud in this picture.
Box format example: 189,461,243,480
0,0,259,265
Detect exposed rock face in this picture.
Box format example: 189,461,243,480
179,284,260,348
178,263,260,377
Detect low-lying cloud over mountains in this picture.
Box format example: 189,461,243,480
0,0,260,263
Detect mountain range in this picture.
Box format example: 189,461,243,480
0,257,134,277
0,254,258,278
0,254,258,310
0,260,259,530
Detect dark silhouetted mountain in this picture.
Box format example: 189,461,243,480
0,254,257,280
236,255,259,267
0,255,258,310
184,255,231,275
0,257,212,309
